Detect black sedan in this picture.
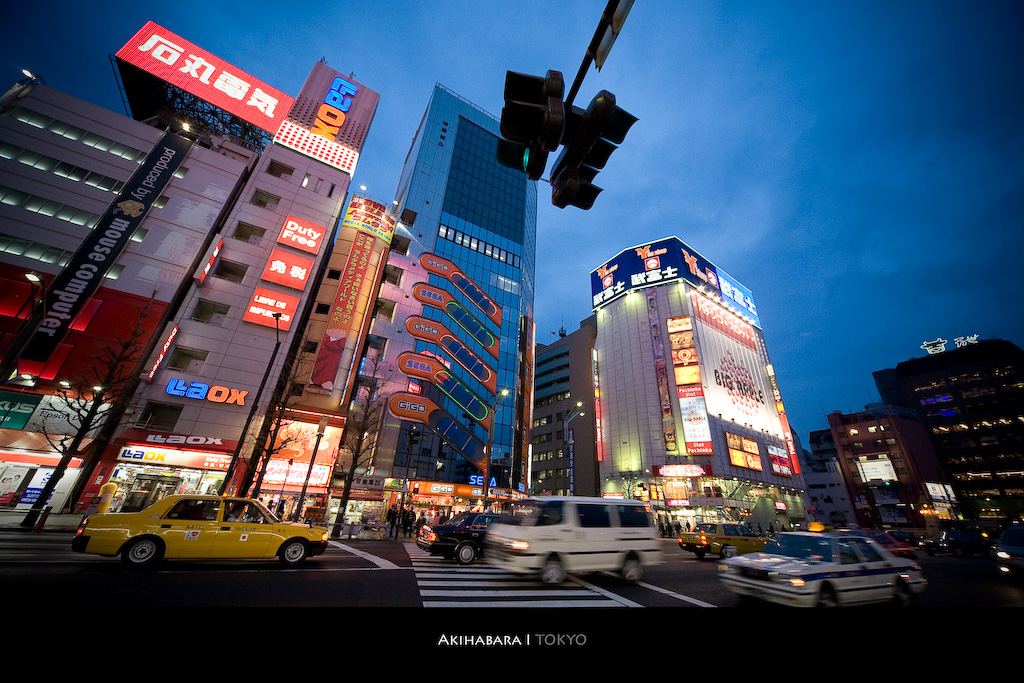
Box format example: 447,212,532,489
416,512,501,564
923,529,992,557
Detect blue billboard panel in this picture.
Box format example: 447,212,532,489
590,236,760,328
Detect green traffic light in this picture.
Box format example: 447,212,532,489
522,148,530,172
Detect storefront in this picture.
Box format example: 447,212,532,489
0,447,83,513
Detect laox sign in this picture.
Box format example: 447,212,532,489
165,378,247,405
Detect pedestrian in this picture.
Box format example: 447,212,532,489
415,512,427,537
387,505,399,538
403,507,415,537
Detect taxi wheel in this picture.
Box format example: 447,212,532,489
121,537,162,567
694,549,706,560
279,539,309,566
540,555,566,584
455,542,477,565
817,584,839,607
892,580,913,607
621,553,644,582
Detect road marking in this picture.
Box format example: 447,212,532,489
328,540,400,569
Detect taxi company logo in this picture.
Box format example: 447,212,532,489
312,77,358,142
397,400,427,413
116,200,146,217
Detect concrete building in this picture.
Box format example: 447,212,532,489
0,22,380,521
590,236,806,532
805,429,857,528
824,404,942,530
532,316,598,497
874,337,1024,527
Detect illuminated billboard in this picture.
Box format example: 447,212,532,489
273,63,379,174
690,291,781,435
116,21,293,135
591,236,761,328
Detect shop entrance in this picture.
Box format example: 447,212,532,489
120,475,180,512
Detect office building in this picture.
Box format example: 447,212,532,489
532,316,599,497
356,84,537,519
874,336,1024,527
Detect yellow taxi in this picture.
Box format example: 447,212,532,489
71,494,329,567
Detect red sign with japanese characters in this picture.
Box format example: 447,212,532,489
116,21,293,134
260,249,313,290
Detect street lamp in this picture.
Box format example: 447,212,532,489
564,400,584,496
220,312,282,495
294,415,329,522
482,388,509,512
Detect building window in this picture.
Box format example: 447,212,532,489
213,260,247,284
137,402,183,431
326,269,341,280
314,302,330,315
167,347,209,372
234,221,266,244
266,160,294,179
251,190,281,209
193,299,229,324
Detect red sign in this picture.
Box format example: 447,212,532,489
243,288,300,330
116,21,293,134
277,215,327,255
261,249,314,290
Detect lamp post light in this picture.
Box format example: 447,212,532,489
564,400,584,496
294,415,329,522
220,312,282,495
482,388,509,512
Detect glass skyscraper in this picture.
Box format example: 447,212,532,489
371,84,537,511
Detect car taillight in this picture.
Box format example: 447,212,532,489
75,518,89,536
700,533,708,546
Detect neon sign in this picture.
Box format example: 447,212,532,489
165,378,248,405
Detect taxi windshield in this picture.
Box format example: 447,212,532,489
762,534,833,562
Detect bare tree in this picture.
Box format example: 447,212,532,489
330,352,392,539
21,295,156,529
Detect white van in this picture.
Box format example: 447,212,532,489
485,497,664,583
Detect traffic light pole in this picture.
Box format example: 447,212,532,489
565,0,634,107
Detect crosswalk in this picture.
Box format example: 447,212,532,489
406,543,642,608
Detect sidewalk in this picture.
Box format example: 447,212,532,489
0,508,83,532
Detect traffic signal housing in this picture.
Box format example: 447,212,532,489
496,70,566,180
550,90,637,210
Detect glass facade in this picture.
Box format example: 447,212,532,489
390,85,537,499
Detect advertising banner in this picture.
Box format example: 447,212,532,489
116,21,293,134
646,291,678,453
690,292,782,435
0,390,43,429
243,287,300,331
21,130,193,363
308,229,377,392
420,253,502,328
591,236,761,328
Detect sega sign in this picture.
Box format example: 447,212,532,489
591,236,761,328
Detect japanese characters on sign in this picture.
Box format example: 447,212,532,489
590,236,761,328
921,334,979,355
260,249,313,290
116,21,293,135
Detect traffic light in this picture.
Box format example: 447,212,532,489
550,90,637,210
496,70,565,180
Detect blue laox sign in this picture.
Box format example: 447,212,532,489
165,378,247,405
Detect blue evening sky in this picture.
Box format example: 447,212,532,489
5,1,1023,442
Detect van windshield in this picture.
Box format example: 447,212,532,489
503,501,564,527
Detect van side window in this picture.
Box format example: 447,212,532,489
617,505,652,528
535,502,563,526
577,504,612,528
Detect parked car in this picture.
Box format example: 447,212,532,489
842,529,918,559
922,530,992,557
71,495,329,567
416,511,500,564
718,531,927,607
994,526,1024,578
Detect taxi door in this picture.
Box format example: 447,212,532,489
210,501,276,558
847,537,898,602
156,498,221,558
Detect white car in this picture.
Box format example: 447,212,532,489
718,531,927,607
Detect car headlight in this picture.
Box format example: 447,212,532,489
788,577,806,588
996,550,1010,559
506,540,530,553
